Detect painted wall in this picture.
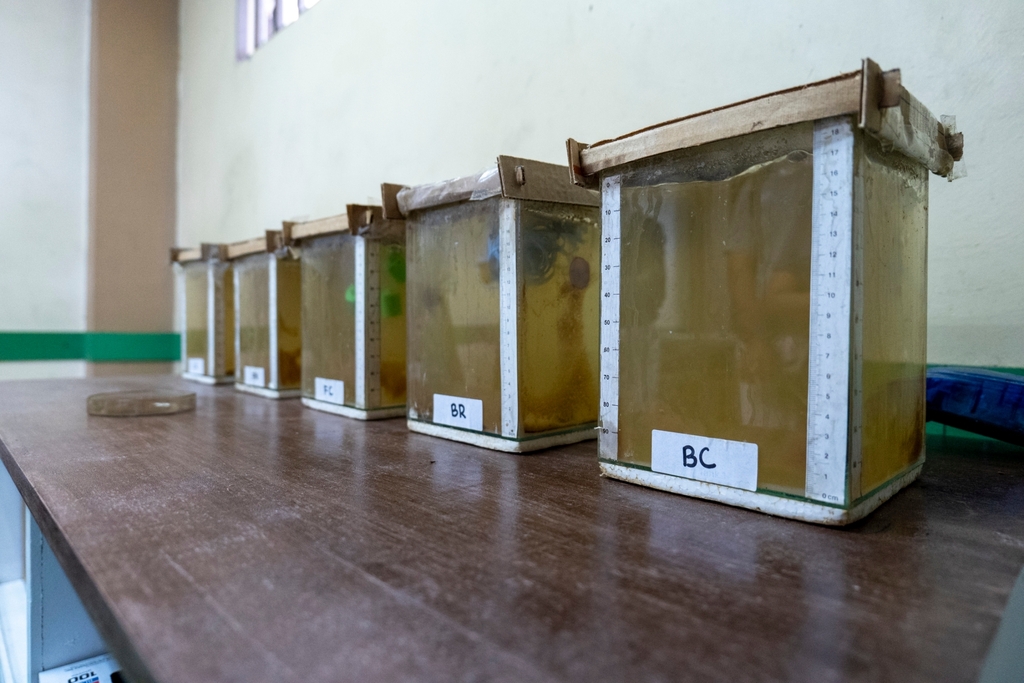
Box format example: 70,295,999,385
178,0,1024,367
0,0,92,380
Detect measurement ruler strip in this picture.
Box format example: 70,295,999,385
599,176,622,460
805,117,854,504
355,236,382,409
499,199,520,439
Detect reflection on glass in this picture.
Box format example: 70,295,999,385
276,257,302,389
858,134,928,494
222,264,235,376
183,262,208,365
301,234,357,402
618,123,814,495
406,199,502,433
236,254,271,382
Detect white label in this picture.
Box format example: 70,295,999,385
186,357,205,375
805,117,854,505
315,377,344,405
243,365,266,387
651,430,758,492
39,654,119,683
432,394,483,431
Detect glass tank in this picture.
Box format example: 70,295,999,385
402,158,603,452
575,60,958,523
601,120,930,518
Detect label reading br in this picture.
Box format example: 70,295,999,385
186,357,205,375
314,377,344,405
651,430,758,492
433,394,483,431
243,365,266,388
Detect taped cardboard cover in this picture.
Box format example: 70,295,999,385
381,183,405,220
226,236,268,260
285,214,350,243
570,59,964,179
170,244,226,264
170,247,203,264
496,156,599,207
860,58,958,177
396,167,502,215
395,157,598,216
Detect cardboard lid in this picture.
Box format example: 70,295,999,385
568,59,963,181
225,235,269,260
170,244,227,264
283,205,385,244
392,155,599,217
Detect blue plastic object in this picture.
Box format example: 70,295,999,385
927,367,1024,446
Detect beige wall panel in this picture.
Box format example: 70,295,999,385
88,0,178,335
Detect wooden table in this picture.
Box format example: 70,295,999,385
1,376,1022,683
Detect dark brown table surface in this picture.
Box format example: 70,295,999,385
1,376,1022,683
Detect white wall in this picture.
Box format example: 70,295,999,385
178,0,1024,368
0,0,91,380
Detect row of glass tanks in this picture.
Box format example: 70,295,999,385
173,60,963,525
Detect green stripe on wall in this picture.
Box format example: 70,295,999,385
0,333,180,362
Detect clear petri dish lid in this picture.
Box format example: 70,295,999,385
87,389,196,417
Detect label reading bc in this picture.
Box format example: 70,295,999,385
651,430,758,492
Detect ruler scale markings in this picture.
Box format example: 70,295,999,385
805,117,854,505
355,237,382,408
599,176,622,460
499,199,520,439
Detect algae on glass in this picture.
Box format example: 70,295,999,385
378,235,408,407
518,200,601,434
